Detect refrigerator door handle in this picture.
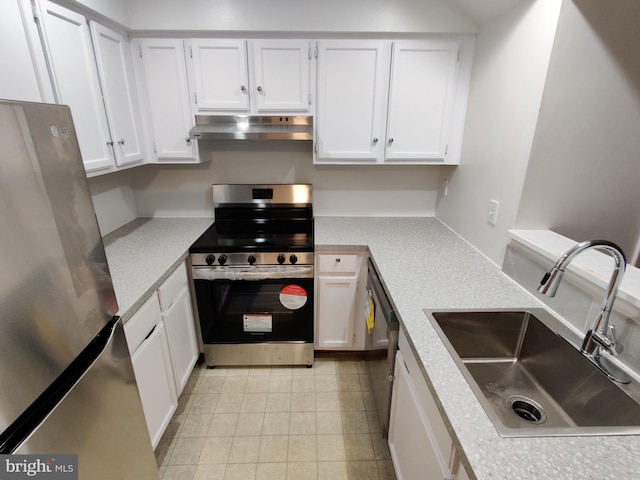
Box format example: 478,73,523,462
0,317,120,453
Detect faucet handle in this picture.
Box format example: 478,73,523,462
588,325,624,356
607,325,624,355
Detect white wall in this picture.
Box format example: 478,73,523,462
88,170,138,235
131,142,440,218
435,0,561,266
516,0,640,263
124,0,478,33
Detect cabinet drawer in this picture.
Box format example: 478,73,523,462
317,254,358,274
124,292,161,354
398,328,453,460
158,262,188,310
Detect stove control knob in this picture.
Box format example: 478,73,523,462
289,254,298,265
248,255,257,265
218,254,228,266
277,254,286,265
206,254,215,265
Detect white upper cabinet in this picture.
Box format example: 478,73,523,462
316,40,391,163
185,39,312,115
186,39,250,112
35,0,147,176
131,38,199,163
386,39,463,163
0,0,52,103
316,38,472,165
37,1,114,173
251,40,311,112
90,22,145,167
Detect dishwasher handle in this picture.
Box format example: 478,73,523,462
366,258,398,328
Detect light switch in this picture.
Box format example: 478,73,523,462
488,199,499,225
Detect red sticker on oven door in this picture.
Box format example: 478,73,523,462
279,284,308,310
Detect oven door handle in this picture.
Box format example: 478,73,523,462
192,266,314,281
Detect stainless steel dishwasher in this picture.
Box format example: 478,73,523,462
365,257,399,438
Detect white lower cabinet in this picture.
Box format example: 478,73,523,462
453,460,472,480
389,328,471,480
159,262,200,395
315,253,366,350
389,349,451,480
124,262,200,448
316,276,359,349
125,293,177,450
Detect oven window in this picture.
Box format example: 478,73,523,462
194,278,314,344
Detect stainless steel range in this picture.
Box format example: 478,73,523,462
190,184,314,367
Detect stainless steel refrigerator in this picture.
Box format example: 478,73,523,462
0,100,159,479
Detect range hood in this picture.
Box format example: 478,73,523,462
189,115,313,141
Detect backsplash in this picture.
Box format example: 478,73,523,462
503,238,640,381
88,169,138,236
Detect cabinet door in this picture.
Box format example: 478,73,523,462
90,21,145,167
37,1,114,173
454,459,472,480
187,39,249,112
252,40,311,112
133,38,197,162
130,320,177,450
1,0,51,102
316,276,358,349
316,40,390,163
389,350,452,480
386,40,461,163
163,287,199,395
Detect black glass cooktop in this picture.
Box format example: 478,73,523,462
189,222,314,253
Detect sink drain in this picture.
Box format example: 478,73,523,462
507,396,547,424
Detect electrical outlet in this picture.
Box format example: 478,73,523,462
487,199,499,225
443,179,449,197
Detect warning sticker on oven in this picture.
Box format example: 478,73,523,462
243,314,272,333
279,284,308,310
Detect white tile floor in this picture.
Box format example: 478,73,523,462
156,355,397,480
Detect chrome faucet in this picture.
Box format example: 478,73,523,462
538,240,630,383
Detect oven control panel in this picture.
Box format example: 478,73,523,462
191,252,314,267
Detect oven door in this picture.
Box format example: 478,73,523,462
194,276,314,345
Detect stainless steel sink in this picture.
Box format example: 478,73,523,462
424,308,640,437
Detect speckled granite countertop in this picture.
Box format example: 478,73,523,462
103,218,212,323
104,216,640,479
316,216,640,480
